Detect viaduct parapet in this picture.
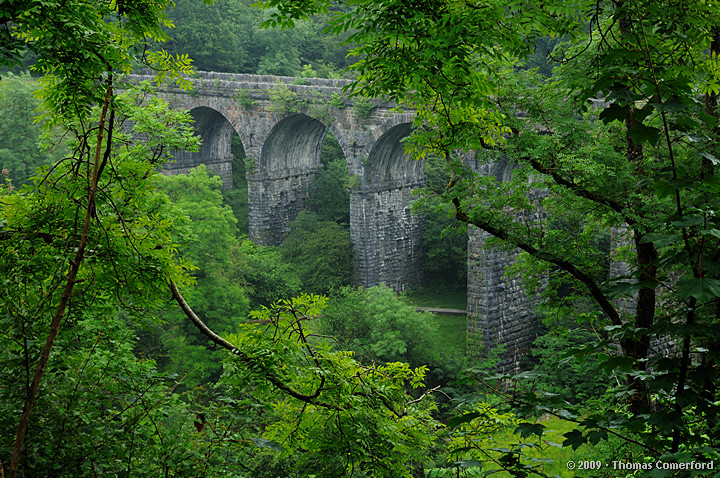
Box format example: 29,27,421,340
127,70,540,373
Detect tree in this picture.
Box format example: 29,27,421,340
280,210,352,295
0,85,200,476
316,285,466,391
0,310,238,476
231,237,303,308
161,0,354,76
416,154,468,287
189,293,440,478
317,285,440,368
256,0,720,467
2,3,473,477
0,1,196,474
163,0,252,73
307,140,350,224
142,166,251,386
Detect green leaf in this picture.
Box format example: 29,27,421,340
639,232,682,247
702,152,720,165
652,179,675,199
598,355,636,373
607,281,644,298
562,429,587,450
701,229,720,240
670,216,704,227
702,175,720,192
456,459,483,469
515,422,546,439
675,277,720,301
651,97,686,113
628,123,661,145
448,412,481,428
598,103,630,123
249,437,284,451
586,430,607,445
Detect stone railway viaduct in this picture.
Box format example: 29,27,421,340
128,71,539,372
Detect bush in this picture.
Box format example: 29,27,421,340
316,285,465,390
307,157,350,224
232,238,303,308
527,329,611,405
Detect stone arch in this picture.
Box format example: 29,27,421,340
489,156,520,183
365,121,424,187
350,120,426,292
465,157,544,375
168,105,247,188
248,113,331,246
178,96,251,143
259,113,326,173
370,112,416,143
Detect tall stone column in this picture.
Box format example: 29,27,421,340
247,166,322,245
465,158,545,374
247,114,325,246
350,183,425,291
350,121,426,292
466,226,542,374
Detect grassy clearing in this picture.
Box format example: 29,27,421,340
427,314,467,353
481,417,594,478
404,284,467,310
427,416,605,477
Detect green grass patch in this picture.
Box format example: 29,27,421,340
479,417,592,478
427,314,466,353
404,283,467,310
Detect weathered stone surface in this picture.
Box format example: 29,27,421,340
465,158,545,374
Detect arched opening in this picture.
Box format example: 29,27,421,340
249,113,328,246
168,106,249,234
224,135,249,235
306,130,350,225
169,107,235,186
365,123,424,186
406,153,468,310
259,113,326,174
255,113,353,295
350,122,425,291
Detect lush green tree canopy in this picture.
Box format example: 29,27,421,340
1,1,196,474
161,0,353,76
317,285,440,367
7,0,720,475
280,210,353,295
0,84,199,477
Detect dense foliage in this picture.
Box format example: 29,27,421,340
161,0,353,77
258,0,720,473
0,74,60,187
5,0,720,476
0,85,200,476
280,210,352,295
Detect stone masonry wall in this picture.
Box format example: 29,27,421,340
467,226,542,374
127,71,427,292
350,184,426,291
466,158,544,374
248,168,322,245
